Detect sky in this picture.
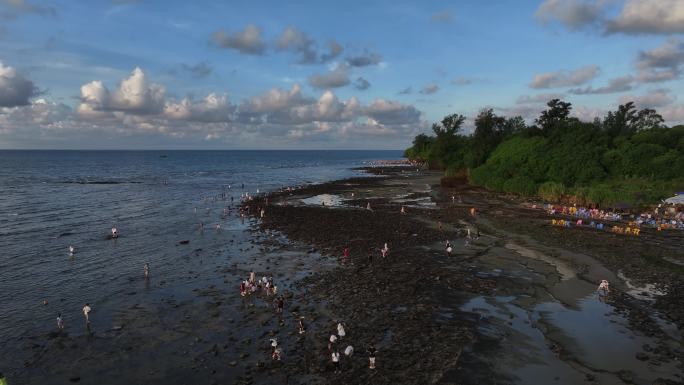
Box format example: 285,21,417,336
0,0,683,149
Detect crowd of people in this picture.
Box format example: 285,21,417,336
541,203,684,232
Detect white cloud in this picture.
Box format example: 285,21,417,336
1,64,428,147
619,89,675,109
364,99,421,125
635,39,684,83
568,75,634,94
535,0,604,30
211,24,266,55
346,50,383,67
238,84,309,116
530,65,600,88
0,60,39,107
276,26,317,64
78,67,166,116
536,0,684,36
607,0,684,35
163,93,233,123
308,64,351,89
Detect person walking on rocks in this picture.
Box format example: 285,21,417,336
446,240,453,255
337,322,346,339
367,344,377,369
597,279,610,295
381,243,389,259
298,318,306,334
328,334,338,351
275,296,285,313
332,349,341,373
344,345,354,358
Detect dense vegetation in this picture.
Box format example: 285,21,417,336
404,99,684,207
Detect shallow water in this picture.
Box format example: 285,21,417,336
0,150,400,376
456,230,683,385
461,292,682,384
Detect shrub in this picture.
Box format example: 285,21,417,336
538,181,565,202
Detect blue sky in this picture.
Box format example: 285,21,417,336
0,0,683,149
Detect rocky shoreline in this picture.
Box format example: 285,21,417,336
245,165,684,384
10,165,683,385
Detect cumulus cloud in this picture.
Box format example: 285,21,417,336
431,10,454,23
78,67,165,117
568,75,634,95
238,84,309,119
274,27,343,64
346,49,382,67
536,0,684,35
268,91,359,125
163,93,234,122
211,24,266,55
0,60,39,107
619,89,675,109
354,77,370,91
276,26,318,64
419,83,439,95
607,0,684,35
534,0,603,30
516,93,565,104
529,65,600,89
364,99,421,125
308,64,350,89
635,39,684,83
320,40,343,62
2,64,427,147
181,61,212,78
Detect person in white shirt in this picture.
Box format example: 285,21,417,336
344,345,354,357
337,323,346,338
82,303,92,324
331,350,341,373
56,313,64,331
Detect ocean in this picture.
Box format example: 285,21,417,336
0,150,401,367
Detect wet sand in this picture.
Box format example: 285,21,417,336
7,166,683,384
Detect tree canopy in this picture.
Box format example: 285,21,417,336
404,100,683,207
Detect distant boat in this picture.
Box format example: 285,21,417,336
160,155,168,158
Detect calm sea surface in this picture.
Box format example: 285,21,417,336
0,150,401,351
